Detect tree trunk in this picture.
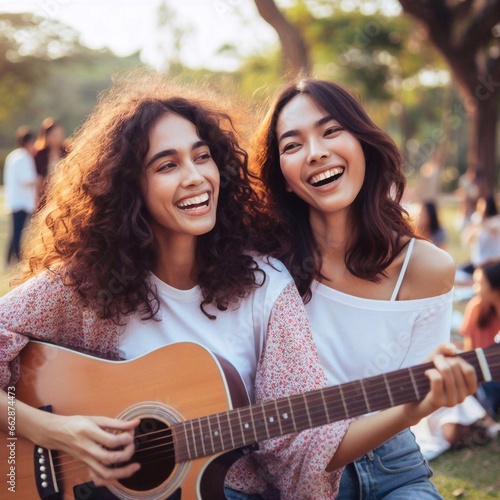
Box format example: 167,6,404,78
253,0,310,78
471,93,498,195
441,57,500,196
398,0,500,195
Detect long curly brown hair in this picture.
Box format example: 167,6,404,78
253,79,415,301
18,74,265,321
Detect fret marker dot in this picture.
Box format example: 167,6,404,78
244,423,250,429
214,431,219,436
282,413,289,419
269,417,275,423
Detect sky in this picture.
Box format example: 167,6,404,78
0,0,279,70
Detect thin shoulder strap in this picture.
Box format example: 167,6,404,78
390,238,416,301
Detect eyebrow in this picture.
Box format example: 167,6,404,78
278,115,336,144
145,140,208,168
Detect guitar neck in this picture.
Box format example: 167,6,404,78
172,346,499,462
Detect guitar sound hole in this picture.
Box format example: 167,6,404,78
119,418,175,492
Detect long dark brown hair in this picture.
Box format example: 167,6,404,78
253,79,415,300
19,74,264,321
478,260,500,328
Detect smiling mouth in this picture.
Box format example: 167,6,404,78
176,192,210,211
308,167,345,187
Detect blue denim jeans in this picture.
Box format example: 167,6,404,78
337,429,441,499
6,209,29,265
476,382,500,419
224,488,263,500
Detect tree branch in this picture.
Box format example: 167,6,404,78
450,0,475,21
459,0,500,53
398,0,454,53
253,0,310,77
398,0,450,26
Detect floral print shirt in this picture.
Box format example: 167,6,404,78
0,272,351,498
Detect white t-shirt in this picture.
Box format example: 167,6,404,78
119,256,292,403
305,280,453,386
471,216,500,266
3,147,37,213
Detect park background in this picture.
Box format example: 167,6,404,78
0,0,499,497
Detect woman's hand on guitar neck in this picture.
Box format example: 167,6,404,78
326,343,478,471
6,392,142,487
402,343,478,426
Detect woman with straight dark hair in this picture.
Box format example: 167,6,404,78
416,201,447,249
253,78,458,498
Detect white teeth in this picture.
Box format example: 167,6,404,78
177,192,209,208
309,167,344,185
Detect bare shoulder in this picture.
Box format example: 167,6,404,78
401,239,455,299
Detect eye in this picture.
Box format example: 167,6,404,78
195,152,212,162
280,142,301,155
156,161,176,172
324,126,343,137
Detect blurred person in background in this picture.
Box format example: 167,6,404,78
460,194,500,276
415,201,447,249
3,126,37,268
413,260,500,460
34,117,66,200
460,260,500,420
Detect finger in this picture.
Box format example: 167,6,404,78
89,461,141,487
462,359,478,394
424,367,445,408
90,416,141,432
432,354,459,406
448,358,471,404
88,425,137,450
425,343,458,361
92,440,137,466
450,357,478,400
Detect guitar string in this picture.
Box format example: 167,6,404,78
52,387,500,481
50,356,500,473
51,358,500,478
48,358,500,481
53,430,173,469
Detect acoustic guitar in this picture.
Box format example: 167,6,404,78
2,341,498,500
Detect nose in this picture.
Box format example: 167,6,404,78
307,138,330,164
181,161,204,187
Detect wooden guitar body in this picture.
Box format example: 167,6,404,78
3,342,249,500
3,340,499,499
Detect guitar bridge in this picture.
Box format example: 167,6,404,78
34,405,62,499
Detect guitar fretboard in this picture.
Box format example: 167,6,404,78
172,347,499,462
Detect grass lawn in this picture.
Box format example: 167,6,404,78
431,438,500,499
0,191,498,497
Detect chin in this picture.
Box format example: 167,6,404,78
192,221,217,236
